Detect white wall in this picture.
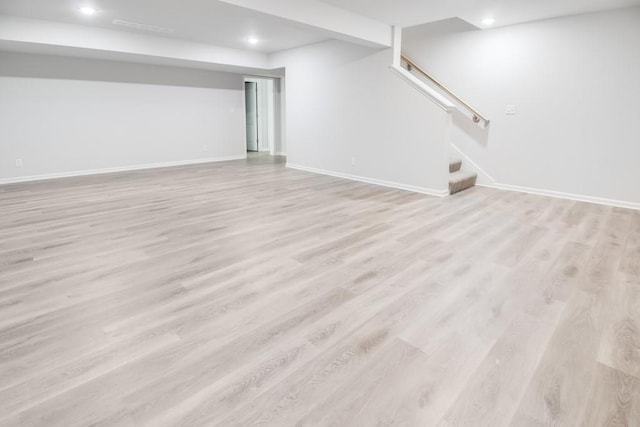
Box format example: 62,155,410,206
270,40,450,195
273,77,287,155
265,79,276,154
404,7,640,206
0,52,246,182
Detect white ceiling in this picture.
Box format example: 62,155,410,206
318,0,640,28
1,0,639,57
0,0,329,53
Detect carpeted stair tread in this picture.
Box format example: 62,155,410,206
449,170,477,194
449,158,462,173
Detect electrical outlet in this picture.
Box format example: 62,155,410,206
351,157,357,167
505,105,517,115
15,159,23,167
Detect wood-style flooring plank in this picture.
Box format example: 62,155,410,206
0,153,637,426
509,290,607,426
579,363,640,426
598,275,640,380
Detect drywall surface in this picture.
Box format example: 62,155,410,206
271,40,449,194
404,7,640,205
0,52,246,181
0,14,270,70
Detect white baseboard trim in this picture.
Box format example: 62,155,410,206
0,154,247,186
452,144,640,210
477,182,640,211
286,163,449,197
273,152,287,156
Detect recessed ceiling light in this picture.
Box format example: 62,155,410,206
482,17,495,26
79,6,97,15
247,37,259,45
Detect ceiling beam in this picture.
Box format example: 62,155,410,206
219,0,392,48
0,15,272,72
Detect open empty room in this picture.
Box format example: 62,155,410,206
1,1,640,426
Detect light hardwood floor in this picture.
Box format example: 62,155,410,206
1,154,639,426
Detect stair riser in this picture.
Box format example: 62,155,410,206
449,176,477,194
449,160,462,173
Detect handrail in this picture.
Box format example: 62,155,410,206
401,53,488,125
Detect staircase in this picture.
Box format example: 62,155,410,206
449,158,477,194
393,53,486,196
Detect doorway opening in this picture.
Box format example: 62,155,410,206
244,80,259,152
243,77,285,156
